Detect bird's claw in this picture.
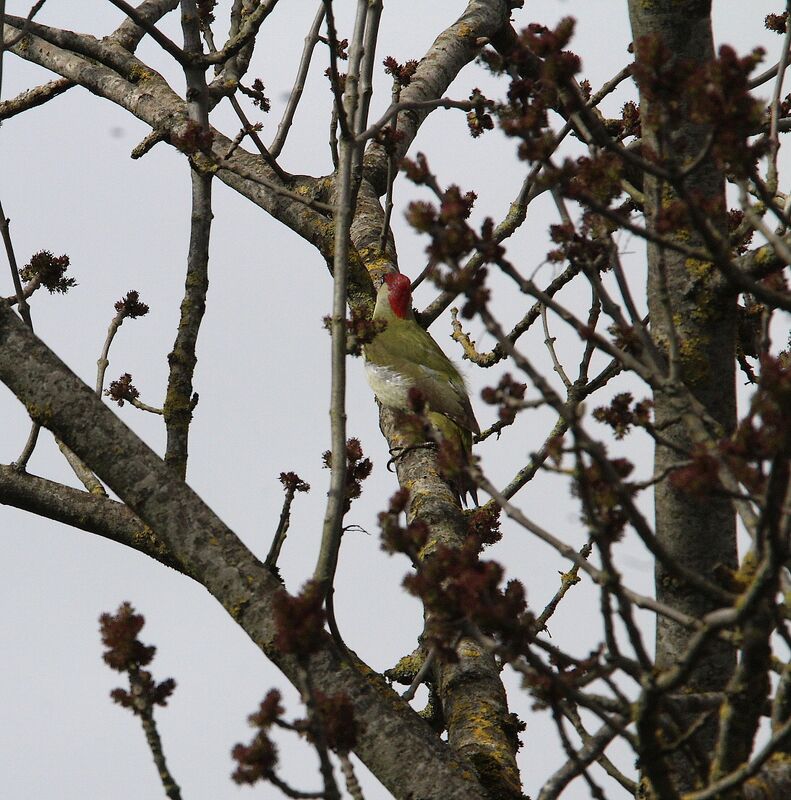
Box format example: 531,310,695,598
386,442,437,472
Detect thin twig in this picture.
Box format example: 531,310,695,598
749,47,791,89
198,0,279,66
428,261,579,356
215,158,333,212
536,543,592,631
228,94,286,179
560,702,638,795
0,199,31,327
300,666,341,800
53,439,106,495
163,1,212,479
95,307,130,396
357,97,478,143
266,771,325,799
329,104,339,168
538,715,617,800
131,130,167,159
313,0,368,601
767,4,791,193
378,81,401,254
0,76,73,120
105,0,188,64
139,702,183,800
201,23,286,180
266,480,303,569
540,304,572,389
1,0,46,55
401,647,436,702
477,470,710,628
739,182,791,266
129,397,164,415
353,0,382,144
270,4,325,158
418,63,634,328
321,0,351,139
0,196,42,469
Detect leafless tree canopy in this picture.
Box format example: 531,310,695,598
1,1,790,799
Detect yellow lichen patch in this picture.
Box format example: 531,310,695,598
677,334,710,384
743,752,791,798
752,243,775,269
386,650,425,684
131,527,170,559
191,153,216,175
445,699,521,798
730,550,759,591
127,63,155,83
684,257,714,283
227,596,250,621
409,484,456,525
457,22,473,38
680,258,721,324
358,251,393,280
25,402,53,425
458,642,482,659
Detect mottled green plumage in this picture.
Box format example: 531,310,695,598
364,273,479,504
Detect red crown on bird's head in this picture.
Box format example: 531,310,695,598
384,272,412,319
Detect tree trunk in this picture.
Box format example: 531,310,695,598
628,0,737,791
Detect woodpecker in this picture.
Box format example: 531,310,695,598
364,273,479,505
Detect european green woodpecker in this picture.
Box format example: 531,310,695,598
364,272,480,505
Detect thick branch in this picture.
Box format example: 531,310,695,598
362,0,511,195
377,407,523,800
627,1,738,789
0,465,180,570
1,19,332,258
0,300,489,800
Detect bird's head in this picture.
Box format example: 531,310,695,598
382,272,412,319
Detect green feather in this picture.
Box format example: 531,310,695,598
364,282,479,436
364,279,480,505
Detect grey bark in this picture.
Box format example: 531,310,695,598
627,0,737,791
0,297,489,800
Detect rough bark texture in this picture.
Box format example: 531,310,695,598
627,0,737,790
380,407,522,800
348,4,523,794
164,168,212,478
17,3,791,797
1,3,521,796
0,465,179,569
0,299,489,800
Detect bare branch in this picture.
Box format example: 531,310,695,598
0,76,73,120
105,0,187,64
0,299,491,800
269,3,325,158
313,0,370,599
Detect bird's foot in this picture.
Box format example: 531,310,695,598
386,442,437,472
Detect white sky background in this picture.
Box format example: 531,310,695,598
0,2,788,799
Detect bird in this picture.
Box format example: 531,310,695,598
363,272,480,505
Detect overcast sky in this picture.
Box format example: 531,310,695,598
1,3,788,799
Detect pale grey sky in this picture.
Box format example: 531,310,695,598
0,3,787,799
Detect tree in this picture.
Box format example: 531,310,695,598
1,1,790,798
